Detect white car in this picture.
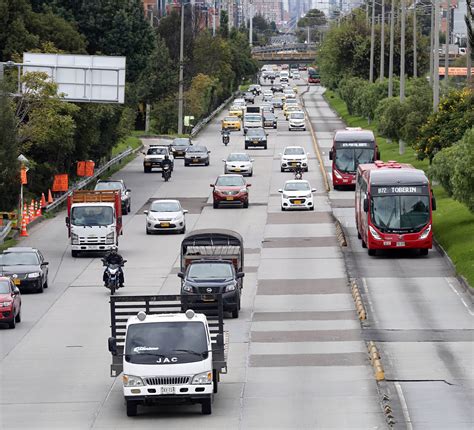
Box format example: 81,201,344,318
283,90,296,99
223,153,254,176
292,71,301,79
144,200,187,234
280,146,309,172
263,91,273,102
143,145,174,173
279,180,316,211
288,111,306,131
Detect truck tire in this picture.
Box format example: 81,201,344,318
201,397,212,415
213,370,218,393
126,400,138,417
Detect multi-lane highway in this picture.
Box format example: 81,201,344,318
1,79,473,429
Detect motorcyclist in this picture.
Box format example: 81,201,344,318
221,128,230,144
294,162,304,179
161,155,173,179
102,248,125,287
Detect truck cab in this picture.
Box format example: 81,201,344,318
143,145,174,173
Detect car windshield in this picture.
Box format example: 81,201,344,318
216,176,245,186
0,252,39,265
71,206,114,226
290,113,305,119
147,147,167,155
94,182,122,191
173,139,190,146
247,129,264,137
264,114,275,120
371,195,430,232
0,280,11,293
272,98,283,103
224,117,237,122
187,146,206,153
125,322,207,365
188,263,233,279
245,115,261,121
150,201,181,212
228,154,250,162
284,147,305,155
335,148,375,173
285,182,310,191
286,100,298,105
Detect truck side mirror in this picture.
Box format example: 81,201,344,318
108,337,117,355
363,198,369,213
177,272,185,279
65,216,70,226
432,195,437,211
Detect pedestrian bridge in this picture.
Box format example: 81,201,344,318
252,50,316,64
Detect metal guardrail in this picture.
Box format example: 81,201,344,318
44,145,142,213
0,221,12,244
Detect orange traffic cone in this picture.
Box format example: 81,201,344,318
23,204,30,224
20,217,28,237
36,200,42,218
40,193,47,208
47,189,53,204
29,201,35,220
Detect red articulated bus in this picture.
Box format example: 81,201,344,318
329,128,379,189
355,161,436,256
308,67,320,84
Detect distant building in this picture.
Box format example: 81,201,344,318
254,0,284,25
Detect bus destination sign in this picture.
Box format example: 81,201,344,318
371,185,429,196
335,142,374,149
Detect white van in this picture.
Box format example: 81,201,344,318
243,113,263,133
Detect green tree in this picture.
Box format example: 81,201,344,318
338,76,368,115
297,9,326,28
375,97,406,142
253,14,269,32
0,91,20,210
186,73,218,119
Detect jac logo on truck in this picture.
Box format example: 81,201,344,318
156,357,178,364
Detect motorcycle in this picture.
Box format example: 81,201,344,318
222,130,230,146
294,164,303,180
162,164,172,182
103,260,126,295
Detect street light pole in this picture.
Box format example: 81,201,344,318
433,0,440,111
413,4,417,77
369,0,376,82
388,0,395,96
400,0,406,101
249,0,253,46
429,4,434,86
380,0,385,81
177,1,185,134
444,5,450,82
467,0,472,83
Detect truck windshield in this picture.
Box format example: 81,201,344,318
188,263,233,279
71,206,114,226
125,322,207,364
371,195,430,232
335,148,375,173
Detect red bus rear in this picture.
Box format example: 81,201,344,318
355,161,436,256
308,67,320,84
329,128,379,189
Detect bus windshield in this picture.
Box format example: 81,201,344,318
371,195,430,232
335,148,375,173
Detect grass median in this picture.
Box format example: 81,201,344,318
324,89,474,288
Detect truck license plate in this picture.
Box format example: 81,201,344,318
396,242,405,247
160,386,175,395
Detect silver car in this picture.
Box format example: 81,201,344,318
223,153,254,176
144,200,188,234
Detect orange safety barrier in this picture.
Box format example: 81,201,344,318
77,160,95,177
52,174,69,192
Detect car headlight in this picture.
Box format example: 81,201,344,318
369,225,382,240
305,194,312,198
28,272,40,278
71,233,79,245
1,301,12,307
123,375,145,387
182,285,193,293
419,225,431,240
106,231,115,244
334,170,343,179
282,193,289,199
225,283,236,292
240,188,247,193
192,371,212,385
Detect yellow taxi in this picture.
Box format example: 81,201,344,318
221,116,241,131
228,105,244,118
283,103,301,120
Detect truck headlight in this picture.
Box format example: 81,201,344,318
28,272,40,278
225,283,236,292
106,232,115,244
71,233,79,245
192,371,212,385
369,225,382,240
419,225,431,240
123,375,145,387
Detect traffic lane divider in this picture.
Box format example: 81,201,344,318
351,280,367,320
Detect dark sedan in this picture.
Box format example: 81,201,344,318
245,127,267,149
171,137,192,158
0,247,49,293
263,112,277,129
243,92,255,104
211,174,251,208
184,145,210,166
271,83,284,92
0,276,21,329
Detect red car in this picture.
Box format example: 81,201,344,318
211,175,251,208
0,276,21,329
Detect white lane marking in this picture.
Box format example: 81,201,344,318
445,277,474,316
395,382,414,430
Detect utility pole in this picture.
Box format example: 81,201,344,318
177,2,185,134
369,0,376,82
467,0,472,84
307,26,310,44
413,4,417,77
228,0,232,33
249,0,253,46
388,0,395,97
366,1,369,26
429,4,434,86
380,0,385,82
400,0,406,101
433,0,440,111
444,5,450,82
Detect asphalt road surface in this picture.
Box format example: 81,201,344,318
1,79,472,430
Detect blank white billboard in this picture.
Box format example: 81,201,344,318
22,53,126,103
